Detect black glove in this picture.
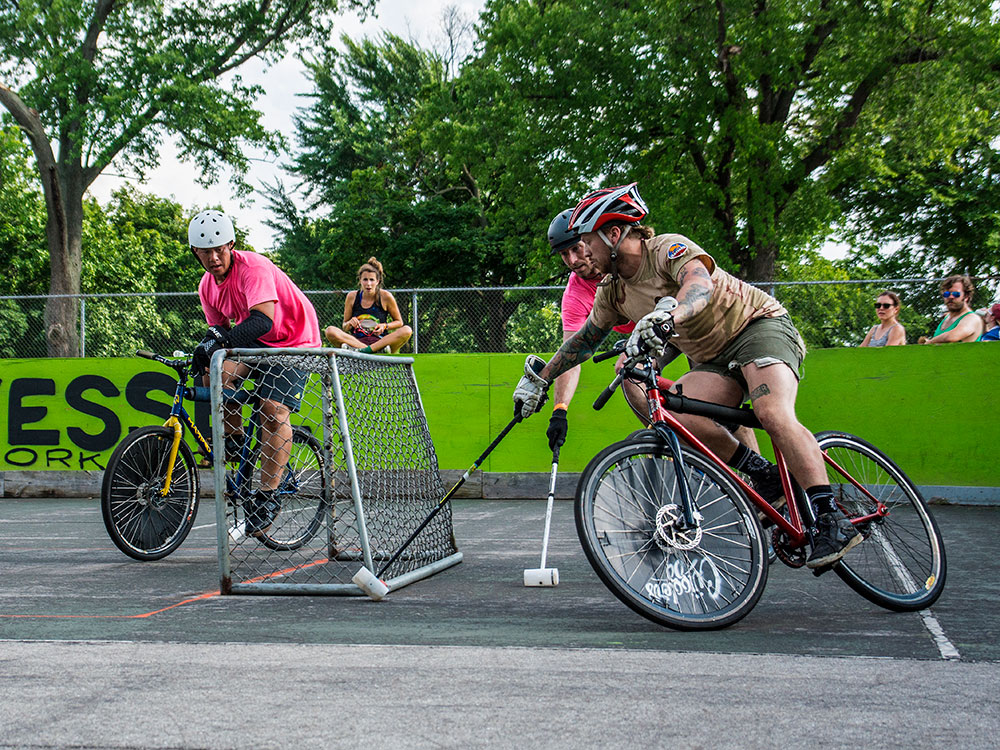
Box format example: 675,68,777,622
546,408,568,451
193,326,228,373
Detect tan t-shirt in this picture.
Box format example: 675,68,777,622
589,234,788,362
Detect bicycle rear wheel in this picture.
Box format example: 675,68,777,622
256,427,327,551
575,437,768,630
814,431,946,611
101,426,200,561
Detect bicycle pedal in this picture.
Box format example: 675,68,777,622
812,563,835,577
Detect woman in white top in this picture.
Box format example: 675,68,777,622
860,291,906,347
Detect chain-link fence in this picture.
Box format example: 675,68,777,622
2,277,998,357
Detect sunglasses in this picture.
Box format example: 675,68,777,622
942,291,963,298
874,303,895,309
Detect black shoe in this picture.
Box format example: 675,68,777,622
224,434,245,464
245,489,280,538
806,510,862,569
751,465,786,525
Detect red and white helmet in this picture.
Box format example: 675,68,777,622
568,183,648,234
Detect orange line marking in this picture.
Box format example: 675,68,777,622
0,555,335,620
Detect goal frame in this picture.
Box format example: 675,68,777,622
209,347,463,596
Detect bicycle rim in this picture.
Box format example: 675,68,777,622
101,426,199,561
815,431,946,611
257,429,327,551
575,439,768,630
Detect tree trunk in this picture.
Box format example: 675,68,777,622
744,243,777,287
43,170,84,357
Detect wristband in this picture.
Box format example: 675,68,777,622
553,403,568,412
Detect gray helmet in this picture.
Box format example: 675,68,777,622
547,209,580,253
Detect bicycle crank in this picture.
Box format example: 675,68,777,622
771,528,807,568
654,504,704,551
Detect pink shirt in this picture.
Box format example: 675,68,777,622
198,249,320,348
561,273,635,334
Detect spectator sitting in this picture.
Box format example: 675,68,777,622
979,303,1000,342
325,257,413,354
860,291,906,347
918,275,985,344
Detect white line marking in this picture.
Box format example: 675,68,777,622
920,609,961,660
872,528,959,661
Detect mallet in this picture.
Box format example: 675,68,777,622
353,414,523,600
523,444,560,587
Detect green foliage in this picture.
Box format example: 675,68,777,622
78,187,207,356
0,123,47,295
470,0,1000,281
0,0,371,354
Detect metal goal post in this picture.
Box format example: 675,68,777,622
208,348,462,595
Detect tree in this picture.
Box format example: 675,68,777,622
275,31,534,351
472,0,1000,281
0,0,367,356
838,144,1000,281
0,122,47,296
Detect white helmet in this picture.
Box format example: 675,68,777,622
188,210,236,248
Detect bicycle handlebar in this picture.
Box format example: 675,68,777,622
593,340,627,364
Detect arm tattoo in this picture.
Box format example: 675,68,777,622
544,320,610,380
674,261,713,322
749,383,771,403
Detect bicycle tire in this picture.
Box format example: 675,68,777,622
101,426,200,561
575,437,768,630
813,430,946,611
256,427,327,551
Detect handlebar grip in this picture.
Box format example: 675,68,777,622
593,372,624,410
593,339,627,363
136,349,156,359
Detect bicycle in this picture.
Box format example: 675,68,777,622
101,350,326,560
575,339,947,630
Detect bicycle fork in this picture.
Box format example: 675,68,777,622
159,415,185,496
651,422,699,528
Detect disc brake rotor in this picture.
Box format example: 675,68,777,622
654,504,703,551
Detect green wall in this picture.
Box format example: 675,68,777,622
415,344,999,486
1,343,997,485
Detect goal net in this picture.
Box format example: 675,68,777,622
208,348,461,595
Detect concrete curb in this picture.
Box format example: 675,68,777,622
1,470,996,506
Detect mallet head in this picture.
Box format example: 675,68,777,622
523,567,559,587
352,567,390,600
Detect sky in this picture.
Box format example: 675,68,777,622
89,0,486,252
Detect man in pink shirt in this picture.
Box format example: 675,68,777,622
546,209,636,451
188,210,320,538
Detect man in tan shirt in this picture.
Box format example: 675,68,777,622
512,183,861,569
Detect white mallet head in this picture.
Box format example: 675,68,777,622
352,567,389,600
523,568,559,587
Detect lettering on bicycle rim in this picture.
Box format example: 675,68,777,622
644,556,723,607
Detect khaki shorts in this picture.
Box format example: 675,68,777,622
689,315,806,399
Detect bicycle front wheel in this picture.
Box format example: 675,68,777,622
257,427,327,551
814,431,946,611
575,437,768,630
101,426,200,561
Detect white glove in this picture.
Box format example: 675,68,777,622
626,297,678,358
513,354,550,419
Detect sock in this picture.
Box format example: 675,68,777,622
726,444,773,481
359,346,374,353
806,485,837,515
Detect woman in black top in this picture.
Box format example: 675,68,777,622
325,257,413,353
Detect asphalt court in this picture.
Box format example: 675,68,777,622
0,496,996,662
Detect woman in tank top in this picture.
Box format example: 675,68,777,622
860,291,906,347
324,257,413,354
